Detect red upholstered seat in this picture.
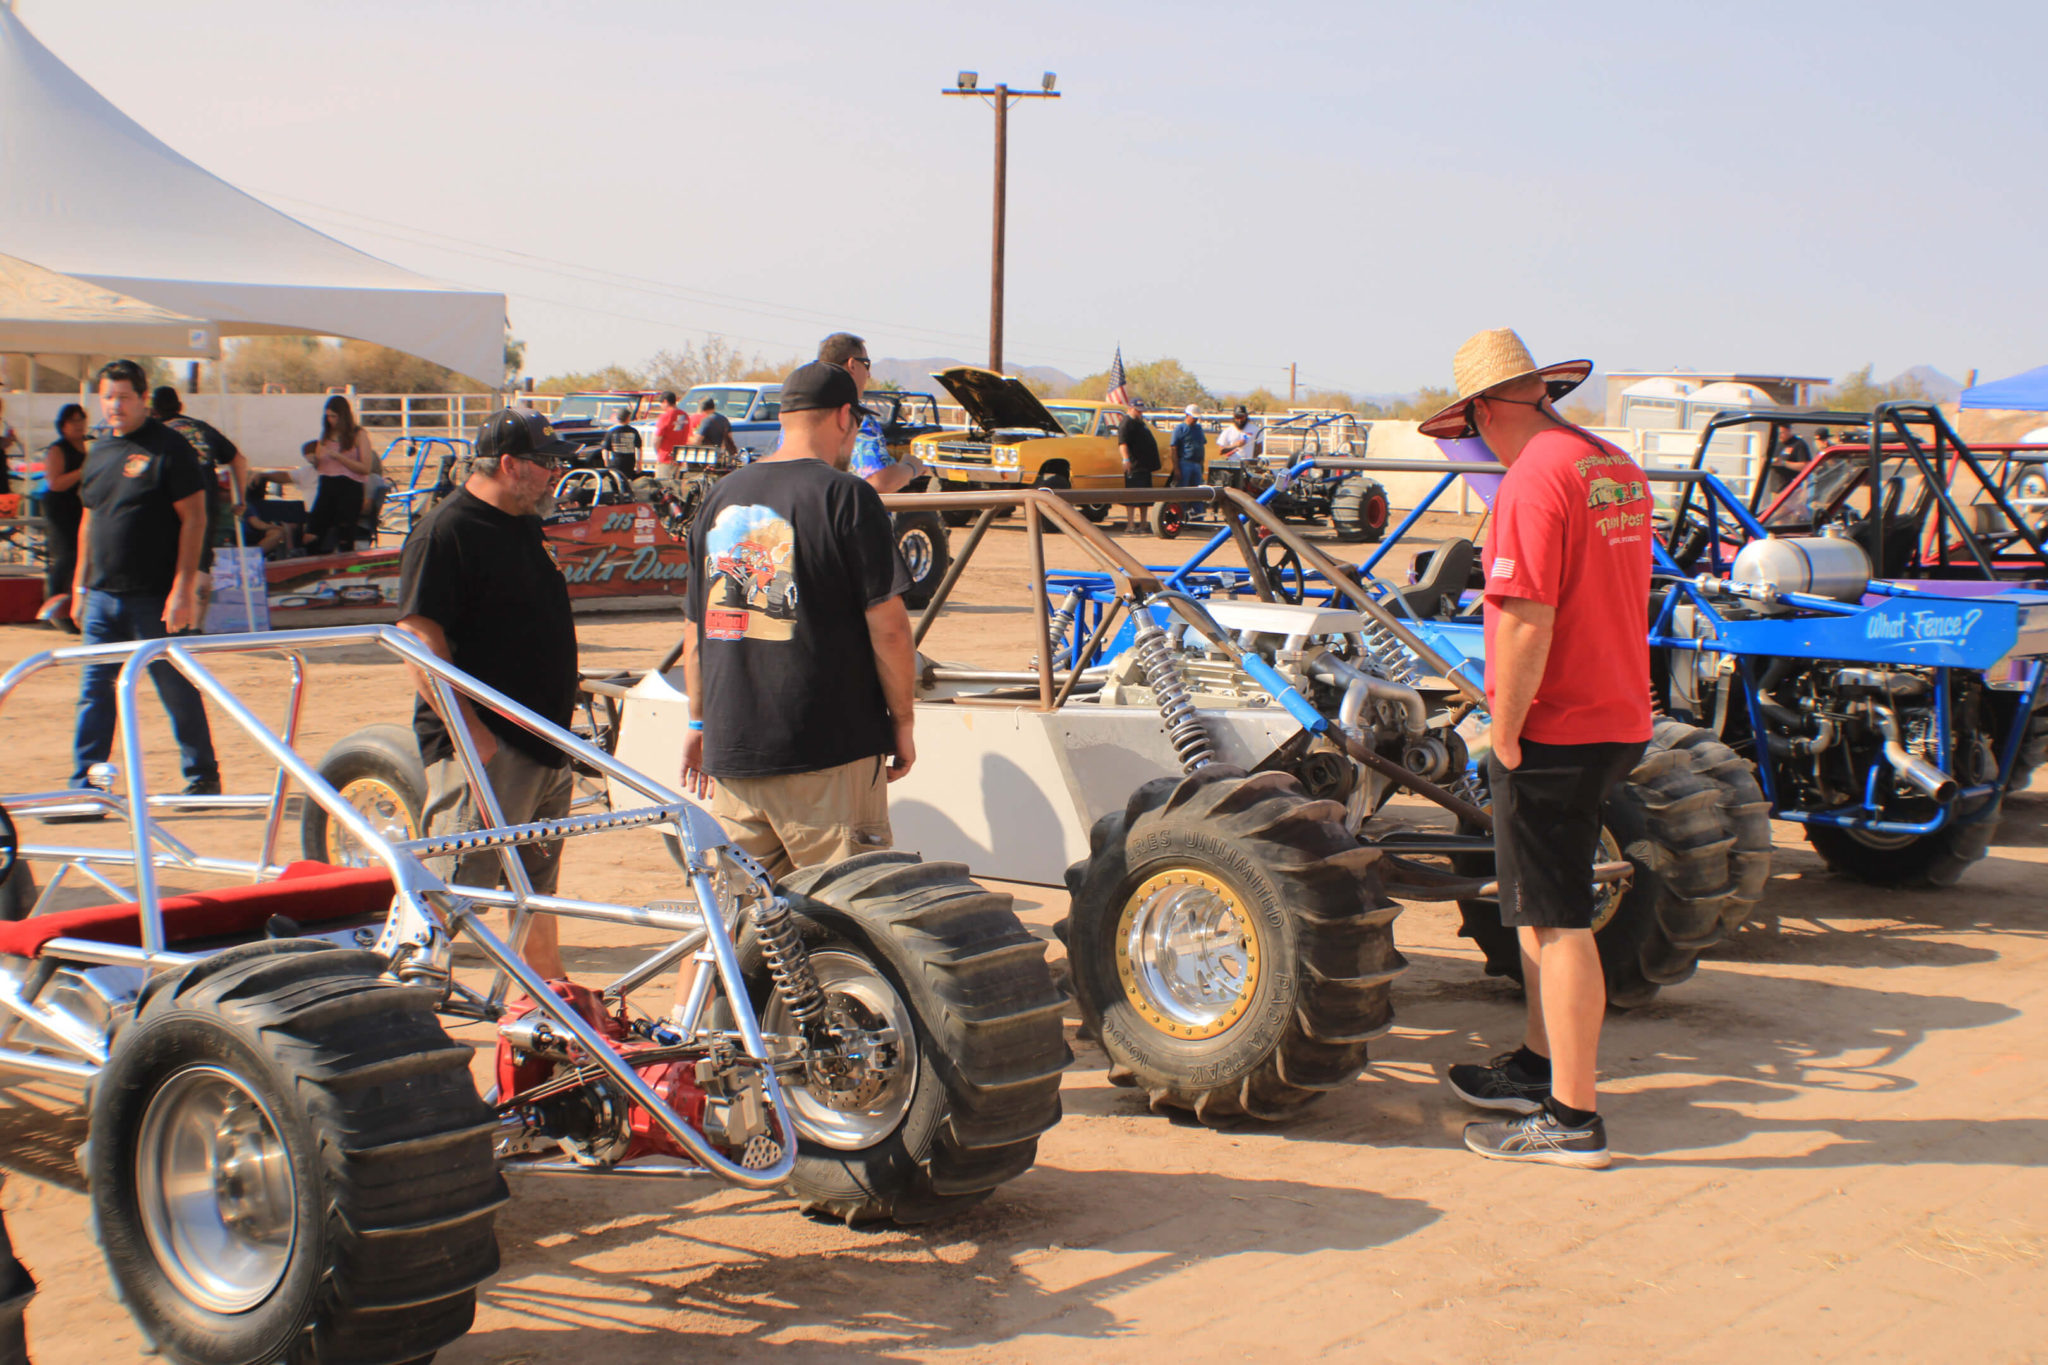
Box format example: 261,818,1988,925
0,861,397,959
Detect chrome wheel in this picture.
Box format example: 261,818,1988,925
135,1065,298,1313
898,528,934,581
767,950,918,1151
1114,867,1262,1040
327,777,417,867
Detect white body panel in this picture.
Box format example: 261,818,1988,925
610,668,1305,886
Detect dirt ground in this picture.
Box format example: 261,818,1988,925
1,514,2044,1364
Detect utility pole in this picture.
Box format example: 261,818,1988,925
942,72,1060,375
1289,362,1297,406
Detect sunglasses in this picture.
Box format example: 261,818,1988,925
512,452,561,471
851,356,873,367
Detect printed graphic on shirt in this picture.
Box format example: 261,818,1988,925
850,415,889,479
122,452,152,479
701,503,798,642
1492,556,1517,580
1584,470,1650,539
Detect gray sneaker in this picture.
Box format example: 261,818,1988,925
1445,1051,1551,1115
1464,1108,1611,1169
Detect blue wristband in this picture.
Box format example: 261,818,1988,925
687,719,704,732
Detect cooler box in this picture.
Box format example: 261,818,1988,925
0,574,44,624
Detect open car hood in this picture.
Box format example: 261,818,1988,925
931,367,1063,436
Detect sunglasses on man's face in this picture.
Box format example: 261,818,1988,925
852,356,872,368
513,452,560,471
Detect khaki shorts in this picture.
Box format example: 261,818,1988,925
710,754,892,880
423,744,574,896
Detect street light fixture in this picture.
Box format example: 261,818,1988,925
941,73,1062,374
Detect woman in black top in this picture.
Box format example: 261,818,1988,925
40,403,89,610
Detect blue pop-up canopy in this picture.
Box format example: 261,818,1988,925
1961,366,2048,411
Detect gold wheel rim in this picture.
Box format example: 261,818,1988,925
1113,867,1262,1040
328,776,418,867
1590,826,1625,933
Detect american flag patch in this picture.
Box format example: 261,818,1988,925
1492,557,1517,579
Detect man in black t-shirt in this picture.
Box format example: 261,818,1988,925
1117,401,1161,532
695,403,738,463
64,361,219,802
680,361,914,878
603,405,643,479
152,387,250,571
397,407,580,979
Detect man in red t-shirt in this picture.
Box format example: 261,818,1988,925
652,391,688,473
1420,328,1652,1170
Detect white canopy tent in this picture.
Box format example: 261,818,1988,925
0,5,505,387
0,252,220,388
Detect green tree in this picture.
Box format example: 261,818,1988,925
1068,357,1214,409
1820,364,1928,413
1385,385,1459,422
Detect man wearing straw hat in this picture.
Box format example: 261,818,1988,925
1420,328,1653,1169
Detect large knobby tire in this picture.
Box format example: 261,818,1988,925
1801,694,2042,888
1813,691,2048,887
1803,797,2001,889
300,725,427,868
1056,767,1403,1123
89,942,504,1365
1458,721,1760,1008
891,508,952,611
1330,475,1389,544
759,851,1069,1225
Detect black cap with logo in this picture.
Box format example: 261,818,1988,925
476,407,576,463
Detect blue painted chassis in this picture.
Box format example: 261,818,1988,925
1041,458,2048,842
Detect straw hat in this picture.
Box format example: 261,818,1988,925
1417,329,1593,438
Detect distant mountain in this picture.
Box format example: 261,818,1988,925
1895,365,1962,403
871,356,1077,395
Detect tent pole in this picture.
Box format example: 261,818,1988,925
220,352,256,632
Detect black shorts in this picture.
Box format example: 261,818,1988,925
1125,468,1155,489
1489,738,1646,929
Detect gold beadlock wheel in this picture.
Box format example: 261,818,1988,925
1112,866,1262,1041
326,777,419,867
1589,826,1625,934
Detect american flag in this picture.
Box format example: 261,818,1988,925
1104,346,1129,407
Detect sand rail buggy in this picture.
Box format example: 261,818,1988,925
1665,402,2048,584
0,627,1065,1365
574,485,1638,1124
1247,454,2048,988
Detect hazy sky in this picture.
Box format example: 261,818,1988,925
17,0,2045,393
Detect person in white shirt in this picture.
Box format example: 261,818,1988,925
1216,405,1263,464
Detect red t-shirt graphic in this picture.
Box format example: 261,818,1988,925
1481,428,1654,745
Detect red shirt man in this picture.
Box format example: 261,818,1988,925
653,392,688,469
1418,327,1651,1173
1481,428,1653,745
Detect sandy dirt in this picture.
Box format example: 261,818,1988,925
1,514,2044,1364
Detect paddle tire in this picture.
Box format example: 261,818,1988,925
1330,475,1389,544
1456,720,1760,1008
891,509,952,611
1803,794,2002,889
1056,767,1403,1124
300,725,427,868
757,852,1069,1226
88,941,503,1365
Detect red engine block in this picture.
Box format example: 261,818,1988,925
494,980,710,1162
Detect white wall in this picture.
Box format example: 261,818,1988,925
3,391,333,494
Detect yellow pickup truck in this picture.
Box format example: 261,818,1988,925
913,367,1144,521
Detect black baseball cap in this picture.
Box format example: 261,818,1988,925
476,407,575,463
779,361,865,416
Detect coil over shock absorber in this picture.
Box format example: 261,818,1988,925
1358,616,1427,687
751,894,824,1028
1130,618,1215,772
1034,589,1083,671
